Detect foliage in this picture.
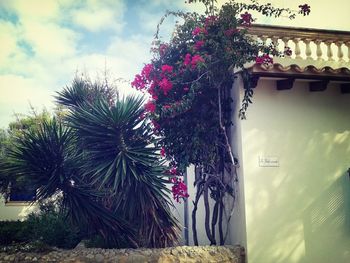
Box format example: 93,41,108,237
132,0,309,244
64,93,179,247
0,221,29,245
0,203,80,249
0,111,51,200
24,202,81,249
0,77,180,248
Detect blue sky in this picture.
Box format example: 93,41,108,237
0,0,349,128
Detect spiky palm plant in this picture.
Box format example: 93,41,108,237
64,95,180,247
1,118,137,247
57,78,180,247
2,78,179,248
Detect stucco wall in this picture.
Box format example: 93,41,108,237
228,74,248,249
237,77,350,263
174,165,229,246
0,197,36,221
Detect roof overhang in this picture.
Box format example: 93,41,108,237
241,63,350,93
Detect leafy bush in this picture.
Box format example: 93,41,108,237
0,221,29,245
0,201,81,249
24,203,81,249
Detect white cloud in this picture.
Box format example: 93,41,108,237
70,0,125,32
0,22,21,64
1,0,60,22
22,21,79,59
0,75,55,126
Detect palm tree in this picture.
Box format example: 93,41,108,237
1,78,180,248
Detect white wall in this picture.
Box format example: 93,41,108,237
0,197,36,221
237,77,350,263
173,165,237,246
228,74,248,248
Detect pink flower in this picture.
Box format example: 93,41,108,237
192,27,202,36
168,167,178,175
161,147,166,157
192,27,207,36
141,64,153,81
194,40,205,51
171,178,189,203
131,74,145,90
191,54,205,69
183,86,189,92
255,54,273,66
144,101,156,113
224,28,238,37
205,15,217,26
161,64,173,73
163,104,172,109
183,53,192,66
159,78,173,95
240,12,253,26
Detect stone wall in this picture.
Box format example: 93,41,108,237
0,245,244,262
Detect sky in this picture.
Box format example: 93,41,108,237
0,0,349,128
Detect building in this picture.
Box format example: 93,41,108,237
1,24,350,263
230,25,350,263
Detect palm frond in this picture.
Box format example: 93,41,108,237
1,117,137,247
66,95,180,247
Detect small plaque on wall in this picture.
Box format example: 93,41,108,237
259,156,279,167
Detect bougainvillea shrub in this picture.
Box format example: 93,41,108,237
133,0,309,244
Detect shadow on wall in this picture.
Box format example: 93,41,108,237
303,173,350,262
242,80,350,263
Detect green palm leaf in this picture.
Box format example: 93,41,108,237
1,118,137,247
66,95,180,247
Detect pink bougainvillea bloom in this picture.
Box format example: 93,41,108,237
159,78,173,95
163,104,172,109
184,53,192,66
131,74,145,90
171,178,189,203
169,167,178,175
240,12,253,26
192,27,207,36
194,40,205,51
141,64,153,81
192,27,202,36
255,54,273,66
161,64,173,73
299,4,311,16
161,147,166,157
224,28,239,37
144,101,156,113
183,86,189,92
191,54,205,69
204,15,217,26
152,94,158,100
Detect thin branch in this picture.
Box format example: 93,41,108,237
217,84,239,168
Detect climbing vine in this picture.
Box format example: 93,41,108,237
132,0,310,245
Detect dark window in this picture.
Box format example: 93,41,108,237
7,188,36,202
